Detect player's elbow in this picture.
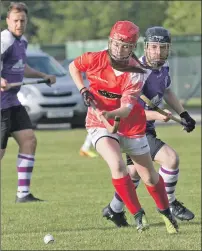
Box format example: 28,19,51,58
69,61,75,72
69,61,79,74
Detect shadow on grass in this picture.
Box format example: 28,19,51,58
148,220,201,227
52,220,201,233
2,220,201,236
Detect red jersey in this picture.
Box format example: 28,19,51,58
74,50,146,138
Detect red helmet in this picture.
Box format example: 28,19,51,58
109,21,139,44
108,21,139,62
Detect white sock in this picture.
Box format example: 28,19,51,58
17,153,35,198
159,166,179,204
81,134,92,152
110,193,124,213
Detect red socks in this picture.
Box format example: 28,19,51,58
112,174,141,215
145,175,169,210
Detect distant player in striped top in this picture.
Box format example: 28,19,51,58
69,20,178,234
1,2,56,203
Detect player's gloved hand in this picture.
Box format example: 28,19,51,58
180,111,196,133
43,74,56,86
80,87,95,107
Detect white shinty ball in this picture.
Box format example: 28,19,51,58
44,234,54,244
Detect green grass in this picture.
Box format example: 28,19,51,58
184,97,201,107
164,97,201,109
1,126,201,250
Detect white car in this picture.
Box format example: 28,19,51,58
18,49,87,128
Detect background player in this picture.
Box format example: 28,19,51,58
1,2,56,203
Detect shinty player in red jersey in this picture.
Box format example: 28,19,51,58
69,20,178,234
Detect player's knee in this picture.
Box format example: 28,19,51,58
110,159,127,175
30,134,37,150
166,150,179,170
172,153,179,169
159,146,179,170
23,134,37,151
117,160,126,173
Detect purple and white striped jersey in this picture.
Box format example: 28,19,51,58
138,56,172,131
1,29,28,109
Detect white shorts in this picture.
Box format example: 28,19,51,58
87,128,150,156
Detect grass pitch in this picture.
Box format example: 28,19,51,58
1,125,201,250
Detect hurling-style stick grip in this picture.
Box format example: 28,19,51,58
90,101,120,134
140,94,186,126
8,79,51,88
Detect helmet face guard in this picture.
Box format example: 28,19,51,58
108,21,139,63
108,38,135,62
144,41,171,68
144,26,171,68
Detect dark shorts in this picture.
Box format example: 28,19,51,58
1,105,33,149
126,130,165,165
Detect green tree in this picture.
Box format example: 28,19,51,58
126,1,169,35
3,1,197,44
32,1,168,43
1,1,55,41
163,1,201,35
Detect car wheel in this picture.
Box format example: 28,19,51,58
71,122,85,129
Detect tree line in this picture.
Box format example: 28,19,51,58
1,1,201,44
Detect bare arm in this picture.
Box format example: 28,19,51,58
24,64,56,84
24,64,47,78
144,110,167,121
104,106,131,119
164,88,185,115
69,61,85,91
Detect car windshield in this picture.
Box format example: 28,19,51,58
62,59,73,69
27,56,68,77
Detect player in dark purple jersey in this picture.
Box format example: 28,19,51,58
102,27,196,227
1,2,56,203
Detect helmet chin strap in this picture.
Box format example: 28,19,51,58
110,53,130,63
144,41,170,69
151,60,165,69
145,54,166,69
108,39,133,64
